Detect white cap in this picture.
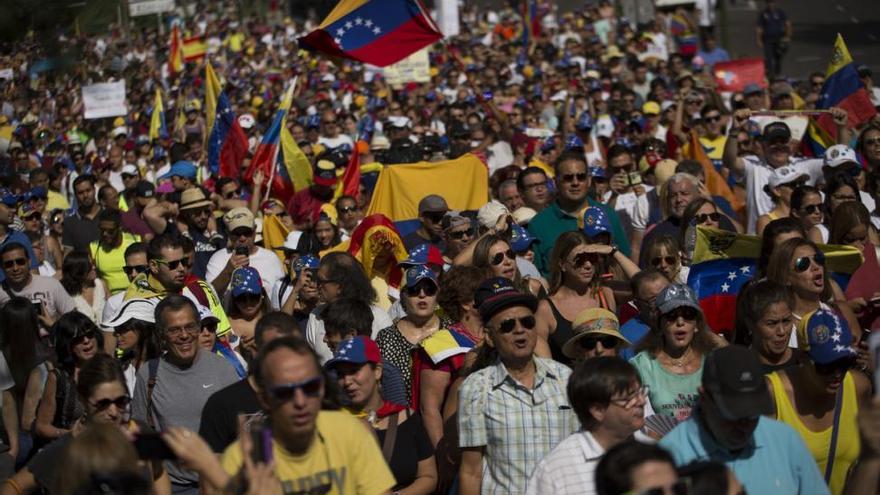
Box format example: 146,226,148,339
477,200,509,229
197,304,219,324
121,164,139,176
282,231,303,251
104,298,157,328
238,113,256,130
661,100,676,112
512,206,538,225
370,135,391,150
824,144,859,168
111,126,128,138
388,116,412,129
768,164,809,188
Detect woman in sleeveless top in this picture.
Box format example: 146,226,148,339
734,279,805,373
534,231,639,366
755,166,806,236
766,309,871,494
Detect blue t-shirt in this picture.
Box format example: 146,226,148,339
0,230,39,283
660,414,830,495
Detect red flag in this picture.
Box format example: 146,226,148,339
337,143,361,201
712,58,766,92
168,24,183,75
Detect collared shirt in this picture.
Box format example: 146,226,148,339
526,431,605,495
458,357,578,495
660,413,830,495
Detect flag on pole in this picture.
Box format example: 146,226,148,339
803,34,877,156
244,83,296,202
168,23,183,75
205,63,248,178
148,89,167,142
280,125,313,192
297,0,443,67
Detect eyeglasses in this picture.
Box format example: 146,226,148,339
404,281,438,297
268,376,324,403
90,395,131,412
560,173,588,183
815,358,854,376
800,204,822,214
3,257,28,269
23,213,41,222
494,315,536,334
448,229,472,240
794,251,825,272
579,334,619,351
609,385,650,409
704,115,721,123
235,293,262,304
612,162,635,173
165,322,200,337
316,276,338,287
223,189,241,199
665,306,699,321
694,212,720,224
650,255,677,267
491,249,515,266
123,264,149,276
571,251,600,268
338,205,359,215
864,137,880,147
72,331,96,346
155,257,191,270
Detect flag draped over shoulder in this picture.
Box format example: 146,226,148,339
245,83,296,202
168,23,183,75
298,0,443,67
681,131,744,215
148,89,167,142
205,63,248,178
803,34,877,156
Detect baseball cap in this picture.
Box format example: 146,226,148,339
642,101,661,116
324,336,382,369
823,144,859,168
0,188,20,207
134,181,155,198
474,277,538,322
767,164,809,188
238,114,256,130
588,166,607,180
197,304,220,325
742,83,763,96
582,207,611,239
575,112,594,131
562,308,630,359
476,200,509,230
179,188,213,210
404,265,438,288
231,266,262,298
656,283,702,315
510,224,538,253
111,126,128,138
762,121,791,142
564,134,585,151
104,298,157,328
223,207,255,232
121,164,139,176
313,160,338,187
702,346,773,420
418,194,449,214
796,309,857,364
293,254,320,276
400,243,444,269
388,116,412,129
441,211,472,232
160,160,198,180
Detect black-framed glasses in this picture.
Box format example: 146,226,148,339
404,281,438,297
561,173,588,183
123,264,149,276
650,255,677,267
268,376,324,403
801,204,822,215
448,229,472,240
156,257,191,270
695,212,720,224
90,395,131,411
579,334,619,351
665,307,699,321
491,249,515,266
495,315,536,334
572,251,600,268
794,251,825,272
23,213,41,222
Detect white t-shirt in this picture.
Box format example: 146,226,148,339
741,156,824,234
305,304,392,363
318,134,354,150
205,246,285,296
606,185,655,231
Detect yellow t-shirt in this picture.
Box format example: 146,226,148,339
221,411,395,495
46,190,69,211
90,232,139,293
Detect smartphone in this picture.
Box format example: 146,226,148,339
628,171,643,186
234,246,249,256
133,433,177,460
32,301,44,316
249,421,273,465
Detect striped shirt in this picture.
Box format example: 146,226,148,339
526,431,605,495
458,357,578,495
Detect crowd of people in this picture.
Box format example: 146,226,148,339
1,0,880,494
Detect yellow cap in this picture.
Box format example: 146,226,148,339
642,101,660,115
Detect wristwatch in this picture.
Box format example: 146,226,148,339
609,245,618,257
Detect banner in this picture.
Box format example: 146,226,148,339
713,58,766,92
82,81,127,119
128,0,174,16
382,48,431,86
436,0,460,37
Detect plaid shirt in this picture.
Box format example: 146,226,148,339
458,357,578,495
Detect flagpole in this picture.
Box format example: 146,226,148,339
263,77,298,204
750,109,833,116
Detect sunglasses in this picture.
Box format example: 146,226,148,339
223,189,241,199
404,281,438,297
491,249,515,266
2,258,28,269
665,306,699,321
123,264,149,276
561,173,588,183
579,335,619,351
72,331,96,346
495,315,536,334
201,321,219,334
794,251,825,272
572,251,600,268
650,255,677,267
268,376,324,403
448,229,472,240
338,206,359,214
91,395,131,412
815,358,854,376
801,204,822,215
695,212,720,224
23,213,42,221
704,115,721,123
231,228,255,238
424,212,446,224
156,257,191,270
843,233,867,244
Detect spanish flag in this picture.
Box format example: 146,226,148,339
182,35,207,61
148,89,167,142
298,0,443,67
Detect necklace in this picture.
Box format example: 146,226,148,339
669,346,692,368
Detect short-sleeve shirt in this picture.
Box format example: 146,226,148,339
458,357,579,495
758,8,788,40
61,208,101,254
526,431,605,495
220,411,396,495
0,275,77,328
740,156,823,234
90,232,140,294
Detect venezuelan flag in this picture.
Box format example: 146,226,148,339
205,63,248,178
804,34,877,156
148,89,167,142
168,23,183,75
245,84,296,202
298,0,443,67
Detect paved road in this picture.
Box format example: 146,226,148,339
721,0,880,80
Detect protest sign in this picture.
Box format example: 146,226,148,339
82,81,127,119
383,48,431,87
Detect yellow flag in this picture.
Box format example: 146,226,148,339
148,89,165,142
261,214,290,265
204,62,221,142
280,125,313,191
